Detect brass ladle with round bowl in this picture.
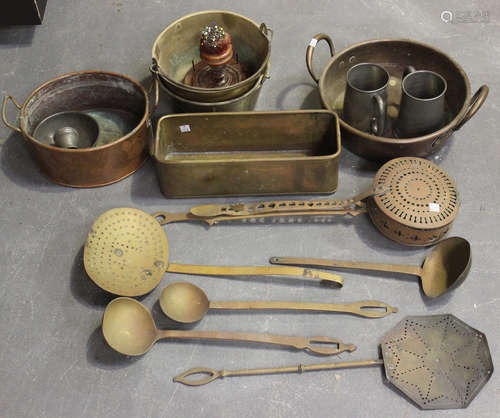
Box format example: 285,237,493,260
102,297,356,356
159,282,398,323
83,208,343,297
269,237,471,298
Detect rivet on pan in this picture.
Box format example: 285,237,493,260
114,248,124,257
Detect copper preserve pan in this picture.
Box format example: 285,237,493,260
306,36,489,161
2,71,158,187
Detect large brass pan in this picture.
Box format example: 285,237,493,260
306,35,488,161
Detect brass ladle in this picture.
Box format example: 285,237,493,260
102,297,356,356
159,282,398,323
270,237,471,298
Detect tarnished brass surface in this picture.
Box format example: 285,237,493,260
153,110,341,197
152,11,271,102
306,36,489,160
1,71,153,187
174,314,494,410
102,297,356,356
152,157,459,247
84,208,343,296
158,71,267,113
190,186,384,217
159,282,398,323
368,157,458,246
270,237,471,298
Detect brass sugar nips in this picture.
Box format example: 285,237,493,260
102,298,356,357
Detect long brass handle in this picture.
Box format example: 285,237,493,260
269,256,422,277
152,208,367,226
174,359,384,386
209,300,398,318
189,186,384,218
2,95,23,133
166,263,344,287
158,330,355,356
305,33,335,83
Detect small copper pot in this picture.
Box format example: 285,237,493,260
2,71,158,187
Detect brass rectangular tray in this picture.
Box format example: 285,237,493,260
153,110,341,197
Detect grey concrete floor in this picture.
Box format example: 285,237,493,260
1,1,499,417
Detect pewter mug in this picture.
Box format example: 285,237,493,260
343,63,388,135
398,66,447,137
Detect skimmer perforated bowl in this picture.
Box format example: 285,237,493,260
83,208,169,296
381,314,493,409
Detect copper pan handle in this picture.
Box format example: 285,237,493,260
454,85,489,131
306,33,335,83
2,95,22,133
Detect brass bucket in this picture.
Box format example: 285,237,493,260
306,36,489,161
2,71,157,187
159,71,267,113
152,10,272,103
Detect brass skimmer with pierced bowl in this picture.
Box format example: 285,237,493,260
175,314,494,410
83,208,343,296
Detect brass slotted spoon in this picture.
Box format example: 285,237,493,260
83,208,343,296
175,314,494,410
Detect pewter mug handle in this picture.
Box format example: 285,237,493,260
370,95,386,135
402,65,416,80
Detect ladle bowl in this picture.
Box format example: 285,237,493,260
270,237,471,298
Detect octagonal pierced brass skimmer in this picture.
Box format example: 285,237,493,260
175,314,493,410
83,208,343,296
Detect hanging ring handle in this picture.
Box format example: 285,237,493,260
306,33,335,83
453,85,489,131
2,95,23,133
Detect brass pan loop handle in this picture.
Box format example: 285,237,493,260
2,95,23,133
454,85,489,131
306,33,335,83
